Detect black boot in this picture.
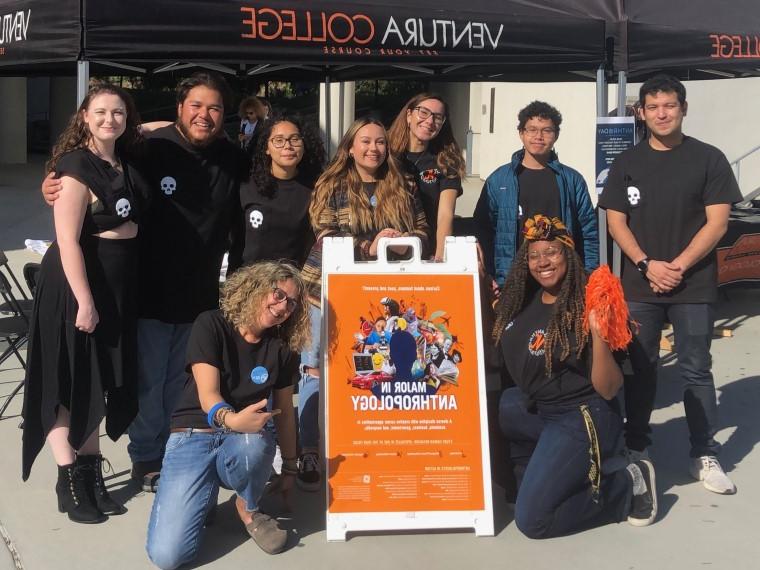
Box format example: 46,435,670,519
77,455,127,516
56,463,106,524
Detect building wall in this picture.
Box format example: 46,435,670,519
0,77,27,164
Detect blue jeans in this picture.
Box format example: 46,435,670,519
499,388,631,539
146,427,275,570
128,319,193,463
298,304,321,451
626,302,720,457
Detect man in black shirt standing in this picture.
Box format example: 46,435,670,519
127,73,248,485
600,75,742,495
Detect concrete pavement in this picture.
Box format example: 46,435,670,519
1,156,759,569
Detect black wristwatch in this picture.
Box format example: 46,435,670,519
636,258,650,276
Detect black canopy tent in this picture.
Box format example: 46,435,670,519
0,0,607,80
621,0,760,80
0,0,612,166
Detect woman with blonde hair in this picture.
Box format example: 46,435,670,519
146,261,310,566
296,117,429,490
388,93,465,260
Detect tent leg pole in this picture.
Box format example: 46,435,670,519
596,66,609,268
325,73,332,158
77,60,90,107
612,71,627,277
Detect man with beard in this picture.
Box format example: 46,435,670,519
43,72,249,489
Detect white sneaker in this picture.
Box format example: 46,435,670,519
689,456,737,495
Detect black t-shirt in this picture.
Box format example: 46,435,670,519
499,293,595,405
600,137,742,303
171,310,299,429
517,165,561,246
403,150,462,242
137,126,250,323
239,176,314,268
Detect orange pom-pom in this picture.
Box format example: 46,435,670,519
583,265,632,351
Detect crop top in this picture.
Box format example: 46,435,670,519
55,148,146,235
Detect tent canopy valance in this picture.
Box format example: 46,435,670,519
0,0,607,80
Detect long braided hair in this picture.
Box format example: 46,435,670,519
493,216,589,376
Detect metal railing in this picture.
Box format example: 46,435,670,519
730,144,760,205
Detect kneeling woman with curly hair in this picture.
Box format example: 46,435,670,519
495,215,658,539
146,261,311,568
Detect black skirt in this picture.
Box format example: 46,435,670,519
22,236,138,480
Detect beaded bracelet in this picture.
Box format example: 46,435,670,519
207,401,233,429
217,407,234,432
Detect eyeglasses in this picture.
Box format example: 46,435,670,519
522,127,556,137
271,287,298,312
528,246,563,262
414,106,446,125
269,134,304,148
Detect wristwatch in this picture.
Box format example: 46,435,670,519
636,258,650,276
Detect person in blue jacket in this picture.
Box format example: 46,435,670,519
474,101,598,289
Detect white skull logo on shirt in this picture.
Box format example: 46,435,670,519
115,198,131,218
249,209,264,229
160,176,177,196
627,186,641,206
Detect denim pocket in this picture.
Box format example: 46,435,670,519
164,431,190,452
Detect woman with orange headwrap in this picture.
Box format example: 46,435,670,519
494,215,657,538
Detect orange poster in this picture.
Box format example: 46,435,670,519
325,273,486,516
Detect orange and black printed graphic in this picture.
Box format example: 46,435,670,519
420,168,440,184
528,329,545,356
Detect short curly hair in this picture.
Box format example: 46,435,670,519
220,261,311,353
517,101,562,134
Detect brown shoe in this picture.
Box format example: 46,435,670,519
245,512,287,554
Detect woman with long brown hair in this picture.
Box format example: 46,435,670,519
388,93,465,260
296,117,429,490
22,82,148,523
495,215,658,538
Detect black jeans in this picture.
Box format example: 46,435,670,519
499,388,631,539
626,302,720,457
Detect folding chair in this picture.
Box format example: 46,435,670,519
0,271,30,419
0,250,34,316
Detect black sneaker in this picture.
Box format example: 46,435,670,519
627,459,657,527
131,459,162,493
296,452,321,492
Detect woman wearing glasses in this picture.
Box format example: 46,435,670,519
232,114,325,272
146,261,310,567
296,118,429,491
495,215,657,538
388,93,465,260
